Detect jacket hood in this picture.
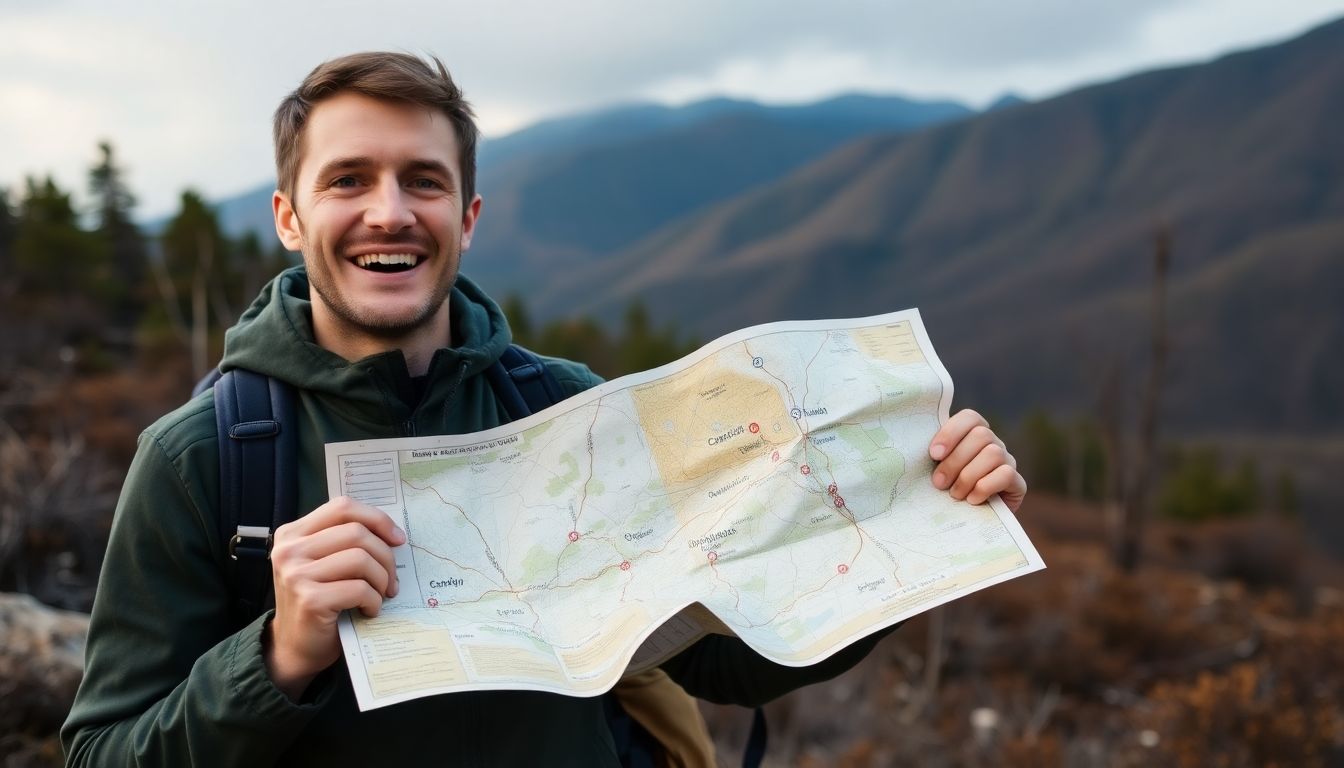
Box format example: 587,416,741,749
219,266,514,430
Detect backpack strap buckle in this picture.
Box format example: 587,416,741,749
229,525,273,560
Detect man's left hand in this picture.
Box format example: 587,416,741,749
928,409,1027,513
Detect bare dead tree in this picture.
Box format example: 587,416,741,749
191,231,213,382
0,420,82,592
1104,226,1172,571
899,607,947,723
148,244,189,344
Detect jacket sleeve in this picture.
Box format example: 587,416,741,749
659,622,902,706
62,429,335,767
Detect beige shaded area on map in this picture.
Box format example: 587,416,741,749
850,322,925,366
630,352,796,491
557,604,651,676
352,615,467,698
462,644,569,686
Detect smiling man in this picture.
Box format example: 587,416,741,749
62,53,1026,766
274,89,481,373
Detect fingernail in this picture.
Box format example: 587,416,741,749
930,444,946,460
390,579,399,598
394,526,407,545
933,471,946,488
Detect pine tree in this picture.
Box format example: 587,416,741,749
9,175,108,366
156,190,234,378
13,175,101,295
88,141,147,324
500,294,534,348
615,300,697,376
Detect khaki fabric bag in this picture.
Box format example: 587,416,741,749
612,669,716,767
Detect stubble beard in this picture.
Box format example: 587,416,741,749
302,232,459,342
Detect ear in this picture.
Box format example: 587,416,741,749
273,190,304,251
459,193,483,252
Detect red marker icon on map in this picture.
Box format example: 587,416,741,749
800,464,811,475
427,597,439,607
837,564,849,575
748,422,760,434
620,560,631,571
568,531,580,542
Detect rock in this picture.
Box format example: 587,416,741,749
0,592,89,764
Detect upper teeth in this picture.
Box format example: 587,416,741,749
355,253,418,268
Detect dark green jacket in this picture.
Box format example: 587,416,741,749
63,267,889,767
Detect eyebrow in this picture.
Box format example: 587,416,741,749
313,156,375,181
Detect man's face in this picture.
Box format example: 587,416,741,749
273,92,481,341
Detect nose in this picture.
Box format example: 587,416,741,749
363,175,415,233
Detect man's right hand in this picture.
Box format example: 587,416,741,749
263,496,405,701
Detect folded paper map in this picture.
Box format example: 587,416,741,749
326,309,1045,711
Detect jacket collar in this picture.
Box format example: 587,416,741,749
219,266,513,429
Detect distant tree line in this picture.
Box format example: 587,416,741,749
0,141,700,383
1015,409,1298,522
0,142,292,379
502,296,699,380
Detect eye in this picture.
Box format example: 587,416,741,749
330,176,359,188
409,178,443,191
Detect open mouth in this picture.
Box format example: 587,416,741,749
353,253,424,274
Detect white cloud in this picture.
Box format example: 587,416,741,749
1,0,1341,219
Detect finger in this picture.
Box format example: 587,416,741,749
993,469,1029,513
929,409,988,462
281,576,384,622
288,547,393,599
949,443,1014,501
324,579,385,619
932,424,1002,490
284,521,394,564
283,496,406,547
966,464,1026,507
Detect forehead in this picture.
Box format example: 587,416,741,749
299,92,460,180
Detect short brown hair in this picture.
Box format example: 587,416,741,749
273,52,479,205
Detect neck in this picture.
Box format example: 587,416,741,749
310,299,450,377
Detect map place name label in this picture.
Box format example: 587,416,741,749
698,384,726,400
707,475,750,499
429,578,463,589
624,528,654,542
707,425,745,446
858,578,887,593
689,527,737,550
891,572,949,598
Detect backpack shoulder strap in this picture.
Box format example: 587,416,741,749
193,366,223,398
212,368,297,624
485,344,566,419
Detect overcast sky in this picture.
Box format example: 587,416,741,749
4,0,1343,219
